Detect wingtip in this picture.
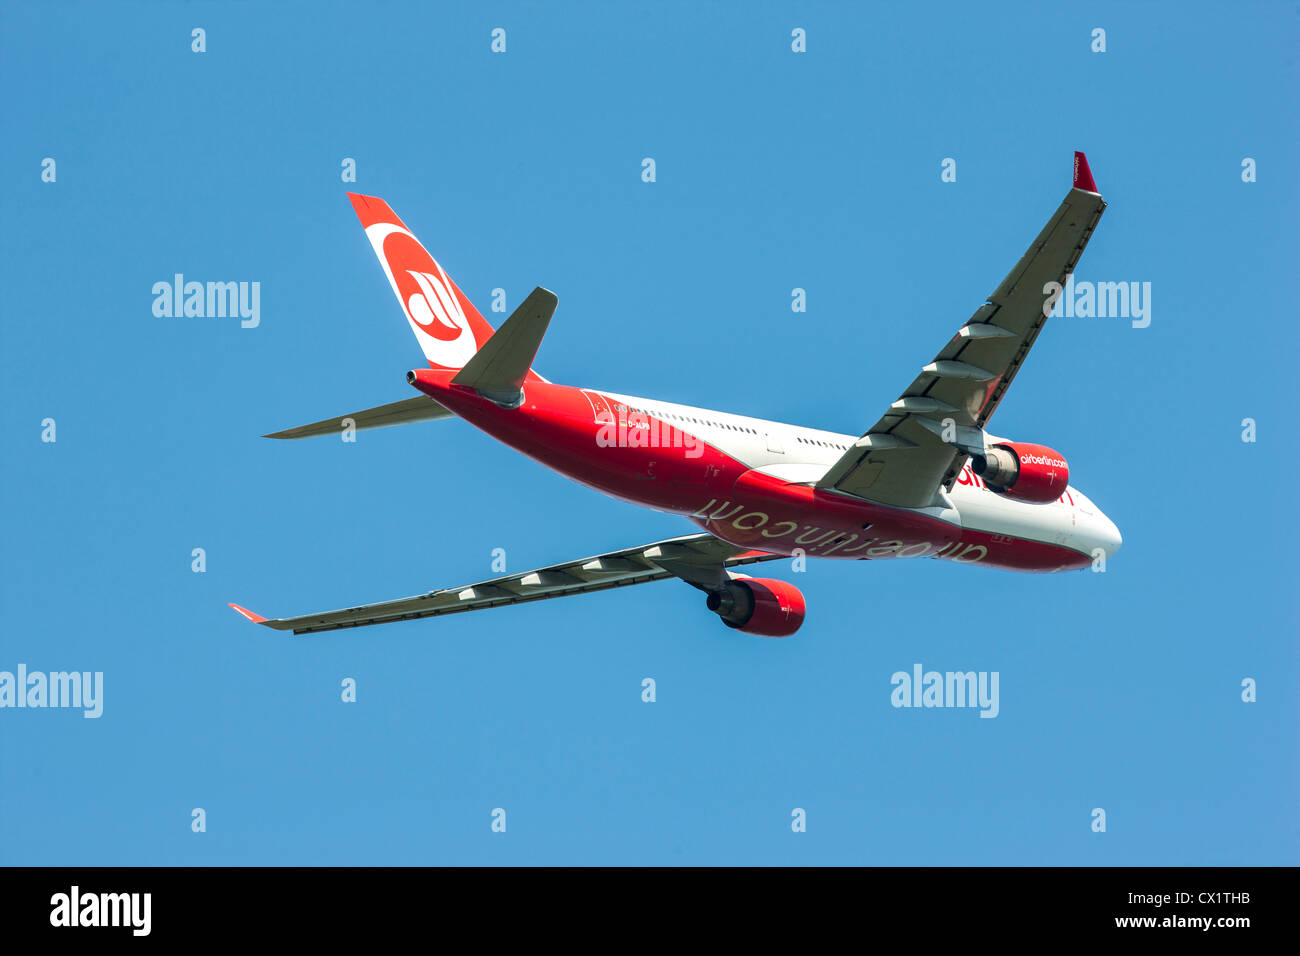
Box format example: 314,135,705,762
1073,151,1099,193
228,602,269,624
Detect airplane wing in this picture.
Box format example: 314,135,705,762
263,395,455,440
229,533,784,635
817,152,1107,509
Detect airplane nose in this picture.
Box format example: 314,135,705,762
1094,511,1122,558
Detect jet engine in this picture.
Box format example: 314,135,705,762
971,442,1069,504
706,577,806,637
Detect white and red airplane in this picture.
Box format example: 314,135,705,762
230,152,1120,638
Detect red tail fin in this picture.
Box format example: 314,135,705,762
348,193,502,372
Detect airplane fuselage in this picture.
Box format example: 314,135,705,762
410,370,1122,573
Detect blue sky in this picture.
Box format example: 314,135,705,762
1,0,1296,865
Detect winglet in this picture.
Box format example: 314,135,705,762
1073,151,1098,193
228,603,269,624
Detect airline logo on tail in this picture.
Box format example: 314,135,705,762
364,222,477,367
405,267,468,341
348,193,489,370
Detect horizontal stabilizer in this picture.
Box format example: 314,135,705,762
264,395,455,440
450,286,557,405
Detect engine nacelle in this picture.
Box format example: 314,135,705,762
706,578,806,637
972,442,1069,504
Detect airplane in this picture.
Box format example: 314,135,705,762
229,151,1120,638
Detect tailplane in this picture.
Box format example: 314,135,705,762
450,286,557,406
263,395,455,440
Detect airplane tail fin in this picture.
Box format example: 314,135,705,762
347,193,545,381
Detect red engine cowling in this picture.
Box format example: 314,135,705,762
973,442,1069,504
706,578,806,637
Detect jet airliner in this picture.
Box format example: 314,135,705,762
230,152,1120,637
